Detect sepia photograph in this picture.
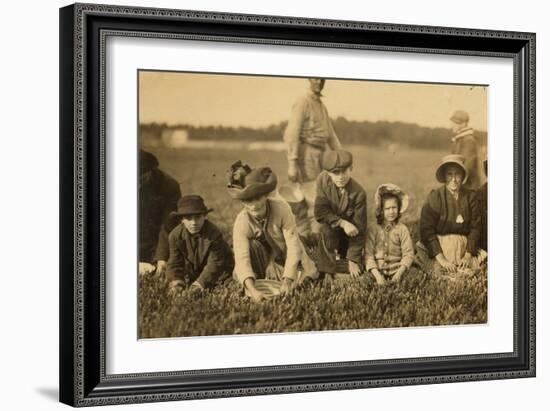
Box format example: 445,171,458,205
137,71,488,338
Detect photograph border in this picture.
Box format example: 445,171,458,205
59,3,535,407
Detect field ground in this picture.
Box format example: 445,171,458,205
139,146,487,338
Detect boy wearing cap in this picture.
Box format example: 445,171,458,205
227,161,318,302
449,110,484,190
166,195,234,294
314,149,367,277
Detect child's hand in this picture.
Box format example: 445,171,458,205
244,278,268,303
371,269,386,285
340,220,359,237
139,262,156,276
249,287,267,303
189,281,204,295
168,280,186,297
392,267,406,283
155,260,167,277
349,261,362,279
280,278,294,295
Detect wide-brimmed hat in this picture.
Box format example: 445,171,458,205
171,195,213,217
227,161,278,201
435,154,469,184
140,149,159,175
374,183,409,217
322,149,353,172
450,110,470,124
277,184,304,204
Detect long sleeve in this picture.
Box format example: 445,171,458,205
419,191,443,258
283,97,307,162
154,225,170,262
398,225,415,269
280,206,301,280
346,190,367,265
232,213,256,284
314,175,341,226
195,233,229,289
166,231,186,282
153,213,180,261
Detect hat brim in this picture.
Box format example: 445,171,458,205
374,184,409,216
170,208,213,218
228,175,278,200
435,161,469,184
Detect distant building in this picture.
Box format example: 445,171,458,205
161,128,189,148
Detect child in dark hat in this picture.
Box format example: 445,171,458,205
313,149,367,278
227,161,318,302
166,195,234,295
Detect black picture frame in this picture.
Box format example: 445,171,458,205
59,3,536,407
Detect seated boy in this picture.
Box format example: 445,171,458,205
313,150,367,278
227,161,318,302
166,195,234,295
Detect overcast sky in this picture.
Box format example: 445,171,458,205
139,71,487,131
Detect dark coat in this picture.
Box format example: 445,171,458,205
314,171,367,265
419,185,481,258
166,221,235,288
139,169,181,263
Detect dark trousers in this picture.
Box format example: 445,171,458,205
319,224,349,260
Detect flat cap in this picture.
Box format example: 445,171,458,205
450,110,470,124
322,149,353,172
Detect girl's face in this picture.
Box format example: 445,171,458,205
241,195,268,218
182,213,207,234
383,197,399,223
444,165,465,192
328,167,352,188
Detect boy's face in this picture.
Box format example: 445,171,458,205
383,197,399,223
181,213,207,234
241,194,268,218
327,167,352,188
450,120,467,134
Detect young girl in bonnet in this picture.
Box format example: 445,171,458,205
366,183,414,285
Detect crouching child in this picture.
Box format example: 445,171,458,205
166,195,234,295
228,161,318,302
314,150,367,278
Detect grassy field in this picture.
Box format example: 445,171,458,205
139,146,487,338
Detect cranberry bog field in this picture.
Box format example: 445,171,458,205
138,145,487,338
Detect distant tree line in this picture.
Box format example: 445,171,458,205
140,117,487,150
